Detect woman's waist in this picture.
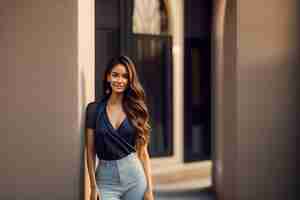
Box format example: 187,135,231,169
99,152,138,167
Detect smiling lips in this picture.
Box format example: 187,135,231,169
114,85,124,89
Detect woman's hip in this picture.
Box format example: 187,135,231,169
95,152,146,186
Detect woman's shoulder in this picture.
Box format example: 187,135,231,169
87,101,97,107
86,102,98,115
86,96,108,112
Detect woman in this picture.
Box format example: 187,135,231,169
85,56,154,200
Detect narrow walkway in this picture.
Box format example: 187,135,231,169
153,166,211,192
152,161,214,199
154,187,216,200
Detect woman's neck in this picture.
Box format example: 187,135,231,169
108,92,124,106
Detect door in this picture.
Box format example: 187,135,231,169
95,0,120,100
184,37,212,162
184,0,212,162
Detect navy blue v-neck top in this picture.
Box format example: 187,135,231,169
85,97,137,160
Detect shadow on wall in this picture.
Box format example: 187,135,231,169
80,69,86,200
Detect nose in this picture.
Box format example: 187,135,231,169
115,77,125,84
116,77,123,83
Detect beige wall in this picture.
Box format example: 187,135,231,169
211,0,227,197
237,0,300,199
78,0,95,199
0,1,82,199
213,0,300,199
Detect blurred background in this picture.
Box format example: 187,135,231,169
1,0,300,200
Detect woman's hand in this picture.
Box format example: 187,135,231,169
144,190,154,200
90,187,99,200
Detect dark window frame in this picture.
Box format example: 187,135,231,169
130,33,174,157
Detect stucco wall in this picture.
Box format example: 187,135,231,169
0,1,81,199
214,0,300,199
237,0,300,199
213,0,300,199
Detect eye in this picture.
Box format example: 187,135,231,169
123,74,129,79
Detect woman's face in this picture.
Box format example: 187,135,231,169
107,64,129,94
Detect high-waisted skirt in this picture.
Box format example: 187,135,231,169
95,152,147,200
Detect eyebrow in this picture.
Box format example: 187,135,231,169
111,71,129,76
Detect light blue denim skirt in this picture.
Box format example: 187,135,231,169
95,152,147,200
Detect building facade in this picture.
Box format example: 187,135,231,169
4,0,299,200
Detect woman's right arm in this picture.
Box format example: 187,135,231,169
85,127,97,190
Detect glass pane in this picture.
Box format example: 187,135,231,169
131,35,173,157
191,48,201,106
132,0,170,35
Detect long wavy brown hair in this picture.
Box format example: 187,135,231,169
102,56,151,158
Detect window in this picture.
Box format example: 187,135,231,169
133,0,170,35
130,0,173,157
131,34,173,157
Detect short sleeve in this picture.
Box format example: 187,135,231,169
85,102,98,130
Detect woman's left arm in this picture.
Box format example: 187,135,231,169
139,143,154,200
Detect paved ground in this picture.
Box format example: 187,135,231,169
154,187,216,200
